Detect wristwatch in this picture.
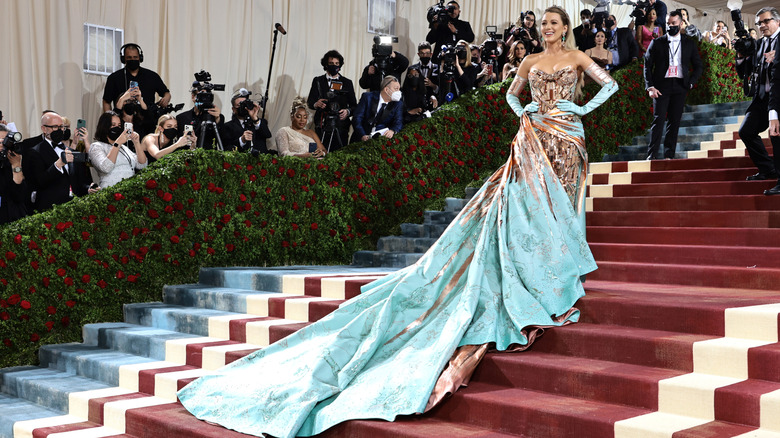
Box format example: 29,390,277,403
13,167,22,173
113,142,120,148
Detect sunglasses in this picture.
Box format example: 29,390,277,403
756,18,776,26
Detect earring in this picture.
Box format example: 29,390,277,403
562,35,566,42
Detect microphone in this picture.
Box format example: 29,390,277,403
275,23,287,35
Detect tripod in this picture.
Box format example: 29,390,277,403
320,114,344,153
196,112,224,151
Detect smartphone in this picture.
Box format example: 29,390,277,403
184,124,194,135
60,151,87,163
124,122,133,134
129,81,139,89
308,142,318,153
77,119,86,130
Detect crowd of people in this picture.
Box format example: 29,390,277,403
0,1,778,228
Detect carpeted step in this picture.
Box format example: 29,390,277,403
591,261,780,290
471,351,683,410
607,180,776,197
587,226,780,247
589,243,780,269
627,167,758,183
352,250,423,268
587,211,780,228
428,381,651,438
592,194,780,212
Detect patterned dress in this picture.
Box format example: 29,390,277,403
178,63,616,438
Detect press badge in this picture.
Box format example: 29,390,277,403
666,65,679,77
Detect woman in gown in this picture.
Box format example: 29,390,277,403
178,6,617,438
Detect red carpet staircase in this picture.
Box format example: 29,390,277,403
2,102,780,437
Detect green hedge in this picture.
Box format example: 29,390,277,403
0,42,743,368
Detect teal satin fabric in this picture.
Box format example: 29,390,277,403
178,111,597,438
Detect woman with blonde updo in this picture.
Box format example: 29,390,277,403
141,114,197,163
274,97,327,158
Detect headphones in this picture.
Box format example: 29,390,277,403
119,43,144,64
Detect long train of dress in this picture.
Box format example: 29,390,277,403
178,65,608,438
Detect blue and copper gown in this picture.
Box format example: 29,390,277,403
178,63,615,438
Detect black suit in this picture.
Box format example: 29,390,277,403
176,109,226,150
737,34,780,176
771,36,780,115
408,61,440,99
22,140,90,212
644,34,703,159
607,27,639,70
359,51,410,91
307,74,357,152
426,18,475,62
574,24,595,51
220,117,272,154
0,165,30,224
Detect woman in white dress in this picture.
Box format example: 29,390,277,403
274,97,328,158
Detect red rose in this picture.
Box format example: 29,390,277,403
64,277,74,286
45,321,54,332
127,274,138,283
222,214,231,224
66,300,76,308
71,241,81,251
0,312,9,320
114,193,125,201
286,169,296,178
42,277,50,287
146,179,158,189
56,268,67,277
148,210,159,219
170,236,180,244
31,261,40,270
116,270,125,279
13,234,22,244
5,251,16,260
61,317,70,327
82,274,91,284
97,279,107,289
47,306,57,315
86,248,97,257
329,229,337,237
30,333,40,342
8,294,21,305
310,223,319,230
225,244,235,252
20,300,31,310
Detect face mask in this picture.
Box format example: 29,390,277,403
49,129,64,146
126,60,141,71
162,128,178,140
123,101,137,116
109,126,124,141
407,76,422,88
667,25,680,36
419,56,431,65
605,19,615,28
457,51,467,61
62,128,71,142
326,65,340,76
391,90,402,102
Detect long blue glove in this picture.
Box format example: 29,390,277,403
506,92,539,118
556,80,618,116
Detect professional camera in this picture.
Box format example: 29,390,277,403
371,35,399,76
482,26,499,64
427,0,456,26
592,0,612,28
152,102,185,117
192,70,226,111
234,88,264,118
730,8,757,58
0,131,23,161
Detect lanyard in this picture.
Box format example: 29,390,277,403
668,39,681,66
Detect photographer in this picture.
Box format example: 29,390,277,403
437,40,478,102
703,21,732,49
176,80,225,150
102,44,171,115
307,50,357,152
88,111,146,188
402,68,438,124
474,42,498,87
351,76,404,143
21,112,91,212
574,9,596,51
408,42,440,100
735,7,780,192
0,124,29,224
426,1,475,62
506,11,542,55
221,89,272,154
359,38,409,92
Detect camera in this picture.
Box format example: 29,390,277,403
427,0,456,26
626,0,650,27
192,70,226,111
730,8,756,59
482,26,499,64
235,88,263,119
372,35,398,76
0,131,23,161
152,102,185,117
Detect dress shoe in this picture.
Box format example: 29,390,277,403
747,171,779,181
764,184,780,196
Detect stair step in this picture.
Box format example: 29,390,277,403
196,265,396,290
0,393,77,438
376,236,438,253
587,210,780,228
592,194,779,211
352,250,423,268
587,226,780,247
590,243,780,269
591,261,780,290
627,167,757,183
0,366,112,414
605,180,776,197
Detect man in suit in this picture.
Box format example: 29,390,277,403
644,10,703,160
220,89,272,154
771,34,780,139
176,86,225,150
605,15,640,71
351,76,403,143
425,1,475,63
574,9,595,51
308,50,358,152
407,42,440,102
736,7,780,194
21,112,90,212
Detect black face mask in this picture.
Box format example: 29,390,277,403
667,25,680,36
326,64,340,76
109,126,124,141
62,128,71,141
457,51,467,61
49,129,64,146
407,76,422,89
126,60,141,71
605,19,615,29
162,128,178,140
419,56,432,65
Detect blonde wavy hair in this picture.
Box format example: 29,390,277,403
290,96,308,117
154,114,176,134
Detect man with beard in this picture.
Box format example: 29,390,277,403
102,43,171,115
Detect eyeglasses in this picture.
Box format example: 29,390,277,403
756,18,776,26
43,124,64,130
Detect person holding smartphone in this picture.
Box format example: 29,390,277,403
87,111,147,188
274,97,327,158
141,115,197,163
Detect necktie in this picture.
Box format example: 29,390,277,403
375,103,387,124
759,37,773,98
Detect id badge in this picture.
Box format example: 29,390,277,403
665,66,679,77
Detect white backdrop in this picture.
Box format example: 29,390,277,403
0,0,725,146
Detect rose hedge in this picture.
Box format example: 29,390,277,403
0,42,743,368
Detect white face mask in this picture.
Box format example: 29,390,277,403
391,90,402,102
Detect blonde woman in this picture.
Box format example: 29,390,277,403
274,97,327,157
141,114,196,162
